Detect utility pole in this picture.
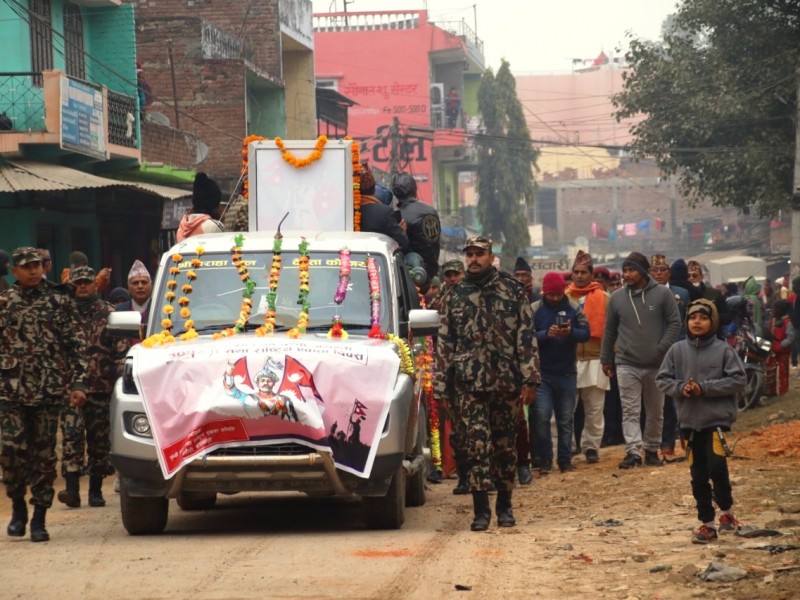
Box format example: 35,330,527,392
389,117,401,177
791,66,800,279
166,40,180,129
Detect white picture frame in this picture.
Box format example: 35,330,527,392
248,139,354,233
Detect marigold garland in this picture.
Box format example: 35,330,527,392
416,336,441,473
366,255,382,338
274,135,328,169
386,334,414,376
143,246,204,346
242,135,267,199
345,136,361,231
287,237,310,339
255,214,288,337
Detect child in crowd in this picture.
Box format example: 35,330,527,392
766,299,795,396
656,299,746,544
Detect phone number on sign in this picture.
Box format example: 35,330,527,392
383,105,427,114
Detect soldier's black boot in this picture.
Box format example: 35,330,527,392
29,505,49,542
57,473,81,508
88,475,106,507
470,491,491,531
7,498,28,537
452,464,469,495
496,488,516,527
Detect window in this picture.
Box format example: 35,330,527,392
316,79,338,91
64,3,85,80
29,0,53,86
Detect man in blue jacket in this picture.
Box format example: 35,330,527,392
530,272,590,473
601,252,682,469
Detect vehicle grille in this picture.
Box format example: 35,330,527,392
209,443,313,457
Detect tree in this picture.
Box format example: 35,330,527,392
613,0,799,216
476,60,539,261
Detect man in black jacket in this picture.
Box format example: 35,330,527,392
391,172,441,280
358,162,409,251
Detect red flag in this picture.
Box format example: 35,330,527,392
353,399,367,417
230,357,254,392
278,356,322,403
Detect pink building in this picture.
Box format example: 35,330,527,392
313,10,484,210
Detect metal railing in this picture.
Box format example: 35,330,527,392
431,19,484,56
107,89,138,148
0,72,46,132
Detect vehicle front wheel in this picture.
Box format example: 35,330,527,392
363,467,406,530
120,487,168,535
739,367,763,411
405,403,429,508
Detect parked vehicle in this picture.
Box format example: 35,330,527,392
107,231,439,534
724,295,771,411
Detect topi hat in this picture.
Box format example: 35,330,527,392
12,246,42,266
593,266,610,280
127,259,151,282
70,266,96,283
463,236,492,253
650,253,669,269
359,160,376,194
442,259,465,274
572,249,593,271
192,172,222,213
513,256,531,273
541,272,566,295
622,252,650,279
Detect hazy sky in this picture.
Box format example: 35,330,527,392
313,0,679,73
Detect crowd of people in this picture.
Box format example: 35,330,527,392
427,242,800,541
2,165,798,544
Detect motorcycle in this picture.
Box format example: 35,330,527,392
724,296,771,411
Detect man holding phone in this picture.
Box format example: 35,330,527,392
530,272,590,474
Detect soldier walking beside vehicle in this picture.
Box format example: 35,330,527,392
58,267,130,509
435,237,539,531
0,247,88,542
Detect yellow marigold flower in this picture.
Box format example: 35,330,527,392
195,246,205,256
178,296,190,306
167,280,177,289
190,258,202,268
172,253,183,263
169,267,180,275
182,284,193,294
165,291,176,300
186,270,197,280
180,307,191,318
161,318,172,329
184,319,195,329
163,305,174,315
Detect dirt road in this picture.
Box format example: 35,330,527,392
3,395,800,600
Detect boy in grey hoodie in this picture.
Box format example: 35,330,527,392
656,299,746,544
601,252,682,469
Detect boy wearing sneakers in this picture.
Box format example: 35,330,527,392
656,299,746,543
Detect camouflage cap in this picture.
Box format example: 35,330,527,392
70,265,96,283
442,259,465,274
463,236,492,253
12,246,42,266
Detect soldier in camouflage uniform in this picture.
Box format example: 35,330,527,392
58,267,129,509
434,237,540,531
0,247,88,542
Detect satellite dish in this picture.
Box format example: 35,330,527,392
145,111,170,126
575,236,589,248
195,140,209,164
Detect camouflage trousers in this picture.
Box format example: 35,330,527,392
454,389,520,492
60,392,113,477
447,391,468,469
0,400,61,507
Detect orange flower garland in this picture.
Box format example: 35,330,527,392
287,237,310,339
242,135,267,199
345,136,361,231
274,135,328,169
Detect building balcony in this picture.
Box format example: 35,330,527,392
0,70,140,165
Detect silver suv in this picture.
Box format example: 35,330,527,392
108,231,438,534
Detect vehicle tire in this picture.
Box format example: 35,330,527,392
177,492,217,511
363,466,406,530
740,368,763,411
120,488,168,535
406,403,429,508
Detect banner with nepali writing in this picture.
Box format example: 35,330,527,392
132,336,401,479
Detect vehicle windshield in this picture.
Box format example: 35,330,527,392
151,251,391,335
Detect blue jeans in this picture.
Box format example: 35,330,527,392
530,372,577,466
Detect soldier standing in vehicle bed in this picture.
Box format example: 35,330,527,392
58,267,130,510
0,247,88,542
434,236,540,532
